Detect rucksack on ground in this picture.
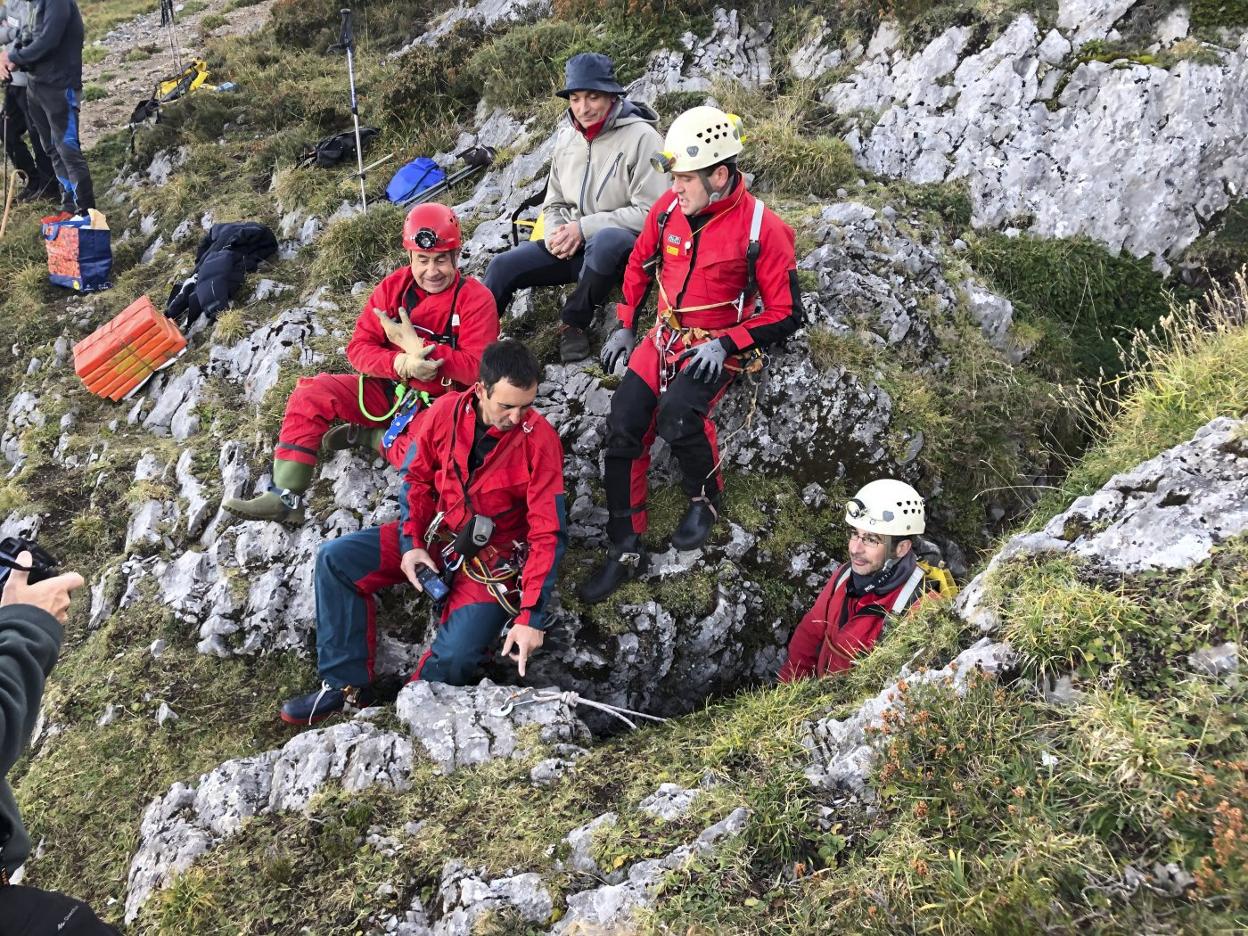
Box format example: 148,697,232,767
385,157,446,204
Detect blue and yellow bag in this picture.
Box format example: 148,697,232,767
42,210,113,292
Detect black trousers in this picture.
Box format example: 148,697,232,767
482,226,636,327
2,85,55,192
24,81,95,213
602,337,734,543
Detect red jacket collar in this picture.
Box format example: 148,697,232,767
568,99,620,142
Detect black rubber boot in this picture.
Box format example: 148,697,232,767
559,325,591,363
578,535,648,605
671,495,719,551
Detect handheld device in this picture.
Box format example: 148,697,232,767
415,564,449,603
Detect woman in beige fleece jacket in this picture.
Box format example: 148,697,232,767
484,52,669,363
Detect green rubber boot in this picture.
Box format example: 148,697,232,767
222,460,313,525
322,423,386,454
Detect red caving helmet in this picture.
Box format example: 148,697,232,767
402,203,462,253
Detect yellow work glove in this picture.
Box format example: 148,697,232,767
374,306,427,356
394,346,444,382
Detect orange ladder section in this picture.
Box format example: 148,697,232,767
73,296,187,401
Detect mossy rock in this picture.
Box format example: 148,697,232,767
965,233,1185,379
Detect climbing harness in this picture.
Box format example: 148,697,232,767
489,686,668,732
424,511,526,617
359,279,463,430
643,194,768,394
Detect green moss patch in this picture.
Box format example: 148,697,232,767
965,232,1184,379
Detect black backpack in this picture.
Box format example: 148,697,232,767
298,127,379,169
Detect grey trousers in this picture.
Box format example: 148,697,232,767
25,81,95,212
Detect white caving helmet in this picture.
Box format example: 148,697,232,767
845,479,925,536
651,105,744,174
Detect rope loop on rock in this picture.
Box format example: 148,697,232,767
489,686,667,731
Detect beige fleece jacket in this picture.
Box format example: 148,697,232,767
542,99,670,241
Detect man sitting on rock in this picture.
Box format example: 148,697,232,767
280,339,568,725
224,203,499,524
483,52,668,363
779,480,928,680
579,105,802,604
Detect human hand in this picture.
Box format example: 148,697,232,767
0,551,85,624
0,52,11,83
395,347,444,382
679,338,729,383
374,306,426,355
600,326,635,373
501,623,544,677
547,222,584,259
400,548,439,589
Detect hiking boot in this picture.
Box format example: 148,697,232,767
578,535,648,605
222,488,306,525
671,495,719,551
279,682,374,726
559,325,591,363
17,181,57,204
323,423,385,454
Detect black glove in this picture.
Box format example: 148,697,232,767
600,326,636,373
680,338,730,383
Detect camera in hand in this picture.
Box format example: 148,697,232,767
415,565,449,603
0,537,59,590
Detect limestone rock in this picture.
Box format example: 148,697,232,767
208,306,327,403
395,680,591,774
142,366,203,441
1188,642,1239,678
627,8,772,104
1042,417,1248,572
803,639,1016,797
432,862,553,935
554,807,750,932
125,718,410,922
1057,0,1140,45
638,783,701,821
829,17,1248,267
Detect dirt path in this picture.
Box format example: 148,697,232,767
81,0,278,149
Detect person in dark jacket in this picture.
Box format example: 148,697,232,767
1,1,57,201
483,53,668,363
0,553,118,933
779,480,928,681
0,0,95,215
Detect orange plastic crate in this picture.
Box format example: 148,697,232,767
73,296,187,401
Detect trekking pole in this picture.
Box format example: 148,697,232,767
2,95,8,211
337,8,368,212
160,0,183,72
1,170,26,241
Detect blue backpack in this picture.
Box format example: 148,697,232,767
386,157,446,205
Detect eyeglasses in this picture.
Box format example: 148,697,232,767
848,530,885,548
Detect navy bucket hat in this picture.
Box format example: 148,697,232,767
556,52,626,98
